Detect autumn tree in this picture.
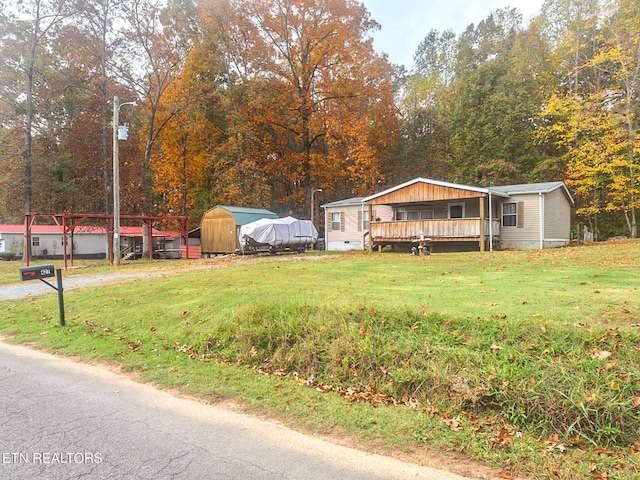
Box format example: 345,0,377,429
536,0,639,238
0,0,75,219
150,40,229,220
205,0,400,216
58,0,131,214
115,0,197,218
596,0,640,237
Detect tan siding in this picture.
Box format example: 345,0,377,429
325,205,392,248
325,206,359,243
544,188,571,240
500,194,540,243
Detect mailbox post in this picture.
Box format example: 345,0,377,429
19,265,65,327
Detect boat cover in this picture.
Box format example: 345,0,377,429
239,216,318,248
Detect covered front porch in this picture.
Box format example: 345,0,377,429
362,178,508,253
369,218,501,251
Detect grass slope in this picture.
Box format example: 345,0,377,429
1,243,639,479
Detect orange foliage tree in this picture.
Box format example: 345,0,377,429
197,0,400,216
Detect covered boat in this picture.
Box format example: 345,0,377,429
239,216,318,254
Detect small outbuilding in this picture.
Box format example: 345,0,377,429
200,206,278,255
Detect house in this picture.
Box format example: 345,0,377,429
0,224,184,261
355,178,573,252
118,226,181,260
321,197,393,251
0,224,108,259
200,206,278,255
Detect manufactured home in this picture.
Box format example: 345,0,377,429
0,224,107,259
0,224,183,260
323,178,573,252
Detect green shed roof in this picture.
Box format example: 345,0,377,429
206,205,278,226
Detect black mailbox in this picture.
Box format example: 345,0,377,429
20,264,56,281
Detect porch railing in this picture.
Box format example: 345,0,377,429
370,218,501,242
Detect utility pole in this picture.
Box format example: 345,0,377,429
113,96,136,266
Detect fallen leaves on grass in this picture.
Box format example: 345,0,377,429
590,349,612,360
443,415,462,431
543,434,567,455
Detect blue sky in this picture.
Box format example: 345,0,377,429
361,0,547,67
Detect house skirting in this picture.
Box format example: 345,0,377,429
327,241,364,251
500,239,570,250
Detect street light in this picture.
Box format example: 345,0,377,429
113,96,136,266
310,188,322,226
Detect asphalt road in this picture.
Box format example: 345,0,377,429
0,341,469,480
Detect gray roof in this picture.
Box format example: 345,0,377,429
321,197,363,208
490,182,574,205
323,180,575,209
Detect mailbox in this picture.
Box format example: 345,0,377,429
19,264,56,281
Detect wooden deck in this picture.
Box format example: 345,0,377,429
369,219,500,243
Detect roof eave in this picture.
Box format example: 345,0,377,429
362,177,509,202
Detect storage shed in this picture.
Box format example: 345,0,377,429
200,206,278,255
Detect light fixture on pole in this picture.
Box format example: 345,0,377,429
113,96,136,266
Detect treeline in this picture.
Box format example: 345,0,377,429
0,0,638,238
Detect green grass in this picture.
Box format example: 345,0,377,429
1,243,640,479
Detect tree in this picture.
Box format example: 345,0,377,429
398,30,457,181
450,9,555,185
206,0,400,216
537,0,639,238
0,0,74,217
60,0,129,214
115,0,197,217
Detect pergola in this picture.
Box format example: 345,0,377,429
24,212,190,268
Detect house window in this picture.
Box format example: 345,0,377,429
0,239,4,253
362,210,369,230
406,211,419,221
502,202,517,227
420,210,434,220
396,211,406,221
448,204,464,219
331,212,341,231
32,236,40,247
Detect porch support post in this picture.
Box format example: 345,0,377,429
539,193,544,249
367,203,373,253
479,195,485,252
488,193,493,252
